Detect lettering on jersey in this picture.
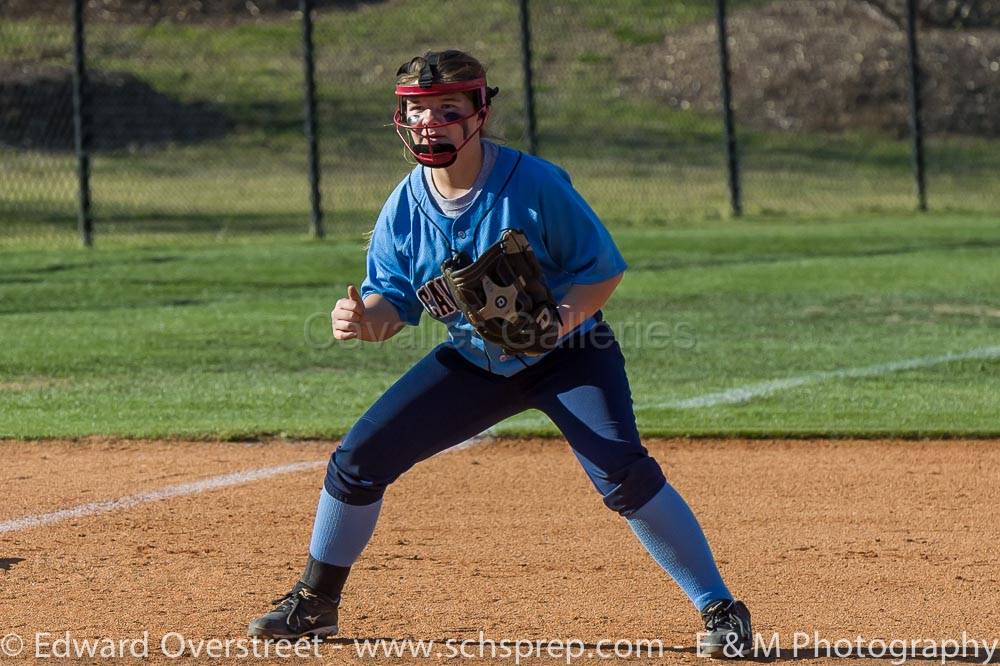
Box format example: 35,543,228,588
416,275,459,319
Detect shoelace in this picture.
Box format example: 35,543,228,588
271,586,332,612
270,586,306,610
703,601,737,630
270,586,313,632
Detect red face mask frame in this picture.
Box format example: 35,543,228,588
393,78,491,168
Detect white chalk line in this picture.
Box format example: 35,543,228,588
0,435,496,535
0,460,324,534
497,345,1000,426
647,345,1000,410
439,430,497,454
4,343,994,536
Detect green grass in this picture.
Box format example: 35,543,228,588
2,213,998,439
2,1,999,438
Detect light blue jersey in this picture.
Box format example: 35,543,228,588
360,145,627,376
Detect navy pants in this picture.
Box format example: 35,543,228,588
325,321,666,516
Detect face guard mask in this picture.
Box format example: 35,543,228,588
393,56,498,168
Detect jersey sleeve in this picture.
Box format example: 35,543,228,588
537,166,628,284
360,215,423,327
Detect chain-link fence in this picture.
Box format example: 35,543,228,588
1,10,78,244
83,13,312,237
724,0,1000,216
2,0,998,247
2,0,315,247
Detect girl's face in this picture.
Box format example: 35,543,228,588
404,93,480,147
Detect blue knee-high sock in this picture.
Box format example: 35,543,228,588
626,482,732,611
308,487,382,567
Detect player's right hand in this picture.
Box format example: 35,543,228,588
332,284,367,340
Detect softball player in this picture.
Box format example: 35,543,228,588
249,49,752,657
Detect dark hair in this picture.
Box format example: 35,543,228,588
395,49,488,91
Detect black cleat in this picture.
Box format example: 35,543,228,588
698,599,753,659
247,582,339,640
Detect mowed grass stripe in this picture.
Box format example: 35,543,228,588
2,214,999,438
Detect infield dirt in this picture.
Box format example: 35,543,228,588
1,437,998,664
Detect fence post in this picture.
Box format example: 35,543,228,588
71,0,93,247
715,0,742,217
300,0,324,238
904,0,928,212
517,0,539,155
